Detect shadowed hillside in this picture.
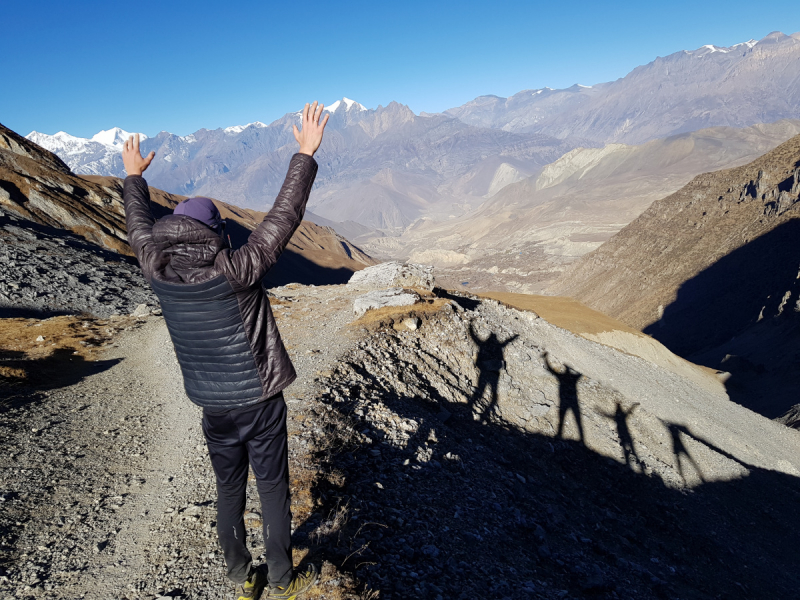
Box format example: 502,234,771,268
550,134,800,423
296,291,800,599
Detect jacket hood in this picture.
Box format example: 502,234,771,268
152,214,226,277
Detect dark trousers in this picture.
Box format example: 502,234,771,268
201,394,293,587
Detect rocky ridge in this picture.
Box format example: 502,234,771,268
0,206,157,318
1,123,136,255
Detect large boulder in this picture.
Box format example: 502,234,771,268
348,261,436,291
353,288,421,318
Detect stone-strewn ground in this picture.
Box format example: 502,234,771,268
1,284,800,600
0,207,158,319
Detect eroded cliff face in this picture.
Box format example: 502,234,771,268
550,134,800,421
0,123,135,254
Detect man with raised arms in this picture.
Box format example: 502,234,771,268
122,102,329,600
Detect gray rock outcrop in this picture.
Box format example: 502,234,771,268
777,404,800,429
352,288,421,318
348,261,436,291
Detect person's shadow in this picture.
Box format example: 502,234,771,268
543,352,585,444
468,323,518,422
662,420,749,486
598,402,641,470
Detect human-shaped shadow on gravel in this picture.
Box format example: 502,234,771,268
598,402,641,470
543,352,585,444
666,421,706,484
468,323,518,422
662,420,750,486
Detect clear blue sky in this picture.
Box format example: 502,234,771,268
3,0,799,138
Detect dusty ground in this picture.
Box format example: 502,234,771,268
1,285,800,600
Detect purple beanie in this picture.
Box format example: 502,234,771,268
173,197,223,232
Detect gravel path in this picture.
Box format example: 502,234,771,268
0,318,227,599
0,284,363,600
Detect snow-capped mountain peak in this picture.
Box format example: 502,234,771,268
325,98,367,113
24,128,147,176
689,39,759,55
223,122,268,134
91,127,145,148
26,131,94,154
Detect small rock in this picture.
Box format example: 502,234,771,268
348,261,436,291
35,335,45,342
403,317,421,331
131,304,150,317
353,288,421,318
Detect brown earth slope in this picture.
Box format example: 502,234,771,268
549,134,800,422
0,123,136,254
84,175,377,284
1,122,375,283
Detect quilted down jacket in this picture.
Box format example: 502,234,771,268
123,153,318,410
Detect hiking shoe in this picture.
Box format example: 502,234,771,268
236,566,266,600
265,564,319,599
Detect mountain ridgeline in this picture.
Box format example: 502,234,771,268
27,32,800,237
446,32,800,144
29,103,580,233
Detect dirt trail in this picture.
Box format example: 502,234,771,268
0,284,363,600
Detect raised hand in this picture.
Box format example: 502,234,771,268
293,101,329,157
122,133,155,177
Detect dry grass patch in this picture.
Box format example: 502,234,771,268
268,297,293,307
0,314,143,389
351,290,451,332
477,291,643,337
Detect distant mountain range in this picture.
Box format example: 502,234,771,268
27,32,800,237
445,32,800,144
28,100,577,233
381,119,800,292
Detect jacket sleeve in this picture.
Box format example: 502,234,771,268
225,153,318,288
123,175,161,281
